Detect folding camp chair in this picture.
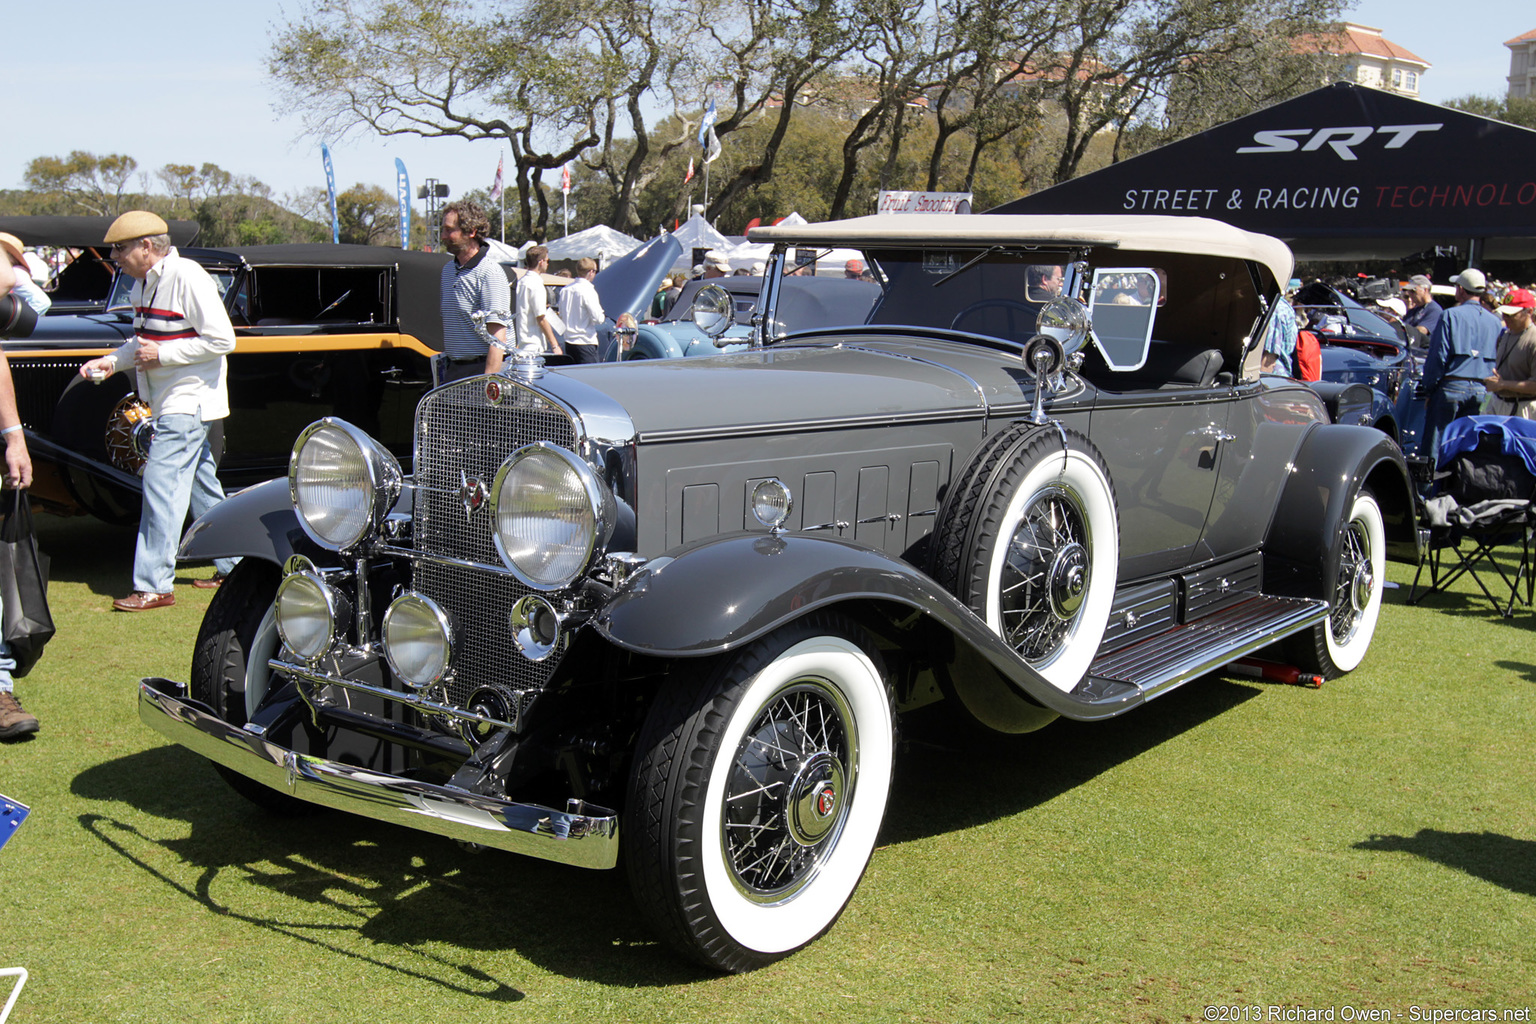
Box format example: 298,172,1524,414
1408,416,1536,617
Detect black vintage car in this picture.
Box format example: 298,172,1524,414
8,236,678,522
139,213,1419,972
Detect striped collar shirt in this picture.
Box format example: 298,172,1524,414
440,245,512,360
106,248,236,420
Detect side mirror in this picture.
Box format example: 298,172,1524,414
691,284,733,338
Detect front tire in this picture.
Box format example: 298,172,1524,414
1284,489,1385,678
625,615,895,972
189,558,310,813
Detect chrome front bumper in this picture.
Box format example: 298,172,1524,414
137,677,619,870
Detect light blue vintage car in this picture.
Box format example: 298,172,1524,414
627,274,881,359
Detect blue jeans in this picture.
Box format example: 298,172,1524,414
1425,381,1485,468
0,640,14,694
133,414,238,594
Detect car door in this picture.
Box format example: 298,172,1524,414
1091,388,1228,580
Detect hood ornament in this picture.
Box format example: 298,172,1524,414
472,308,546,381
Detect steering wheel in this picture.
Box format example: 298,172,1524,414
949,298,1037,336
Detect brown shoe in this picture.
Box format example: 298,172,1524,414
0,691,39,740
113,591,176,612
192,574,228,590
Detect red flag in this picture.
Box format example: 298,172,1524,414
561,162,571,194
744,217,761,231
490,153,504,201
684,158,695,184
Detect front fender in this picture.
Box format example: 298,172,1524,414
1265,425,1419,603
590,531,1139,721
178,476,327,566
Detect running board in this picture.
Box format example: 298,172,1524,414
1083,594,1328,702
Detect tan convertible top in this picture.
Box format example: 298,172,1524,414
749,213,1294,289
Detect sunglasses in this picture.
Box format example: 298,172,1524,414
109,240,141,255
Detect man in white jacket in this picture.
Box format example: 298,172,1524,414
80,212,238,611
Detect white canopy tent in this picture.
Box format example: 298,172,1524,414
720,212,866,277
545,224,643,264
669,212,732,252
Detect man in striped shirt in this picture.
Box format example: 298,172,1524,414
439,201,512,381
80,211,238,612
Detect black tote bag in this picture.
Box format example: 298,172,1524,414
0,489,55,676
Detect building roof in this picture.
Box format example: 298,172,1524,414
1306,23,1430,68
1505,27,1536,47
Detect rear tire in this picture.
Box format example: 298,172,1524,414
1284,489,1385,679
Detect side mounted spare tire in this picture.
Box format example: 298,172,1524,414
932,424,1119,693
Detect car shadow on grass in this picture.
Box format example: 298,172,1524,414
72,744,707,989
69,678,1262,987
883,675,1263,846
1353,829,1536,898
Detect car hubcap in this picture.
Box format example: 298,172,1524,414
723,682,853,902
786,751,845,846
1048,544,1088,618
1000,487,1091,662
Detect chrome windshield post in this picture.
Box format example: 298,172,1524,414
755,250,787,347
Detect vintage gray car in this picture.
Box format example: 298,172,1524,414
139,213,1419,972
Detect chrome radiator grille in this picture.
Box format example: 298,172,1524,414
412,379,578,707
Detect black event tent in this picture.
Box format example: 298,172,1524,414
0,215,202,248
991,82,1536,263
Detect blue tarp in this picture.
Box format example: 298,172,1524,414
1437,415,1536,473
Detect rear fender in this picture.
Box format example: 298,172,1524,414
1265,425,1419,602
590,531,1128,723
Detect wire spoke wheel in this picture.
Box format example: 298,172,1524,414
998,485,1091,662
723,682,853,901
625,616,893,972
1330,515,1374,647
1284,488,1385,679
931,425,1117,694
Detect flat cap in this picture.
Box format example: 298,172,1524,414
103,211,169,244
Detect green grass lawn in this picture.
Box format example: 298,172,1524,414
2,512,1533,1023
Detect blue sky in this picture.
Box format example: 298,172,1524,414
8,0,1531,207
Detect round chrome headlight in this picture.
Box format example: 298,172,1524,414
490,443,616,590
289,418,403,552
1037,297,1091,356
275,571,338,663
382,593,453,689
